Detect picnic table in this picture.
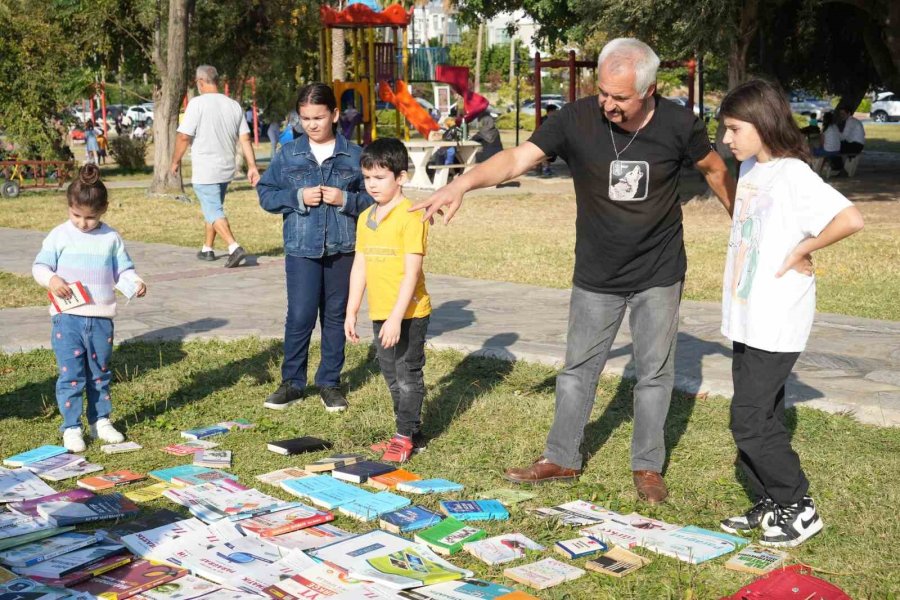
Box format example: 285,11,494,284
403,140,482,190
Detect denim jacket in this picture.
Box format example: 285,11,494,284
257,133,373,258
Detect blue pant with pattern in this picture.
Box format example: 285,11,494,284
50,314,114,431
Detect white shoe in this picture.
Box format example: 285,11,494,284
90,418,125,443
760,496,824,548
63,427,86,453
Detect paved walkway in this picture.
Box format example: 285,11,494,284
3,226,899,427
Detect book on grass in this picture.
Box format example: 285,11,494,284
174,536,288,595
192,450,232,469
36,493,140,527
476,488,536,506
22,453,85,475
124,482,177,503
127,572,222,599
39,460,104,482
338,491,411,522
503,558,585,590
0,468,58,502
0,513,54,540
101,442,143,454
529,500,620,527
162,441,219,456
217,419,254,430
266,437,332,456
9,489,95,518
180,425,229,440
237,503,334,537
414,518,486,556
310,530,473,590
28,552,135,589
0,526,74,552
641,525,746,564
379,506,443,534
3,446,68,467
265,562,382,599
99,509,186,544
47,281,90,313
0,531,99,567
170,469,237,487
117,518,207,559
262,523,353,551
409,578,521,599
256,468,313,486
584,546,650,577
463,533,544,566
396,479,464,495
165,482,295,523
303,453,365,473
367,469,421,490
280,475,372,509
12,541,127,579
724,544,788,575
554,536,608,559
0,575,99,599
77,470,146,491
73,559,189,599
439,500,509,521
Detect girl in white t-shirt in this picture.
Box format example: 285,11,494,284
717,80,864,548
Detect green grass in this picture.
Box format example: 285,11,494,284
2,190,899,320
863,123,900,154
0,271,47,308
1,338,898,598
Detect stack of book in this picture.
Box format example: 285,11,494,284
0,468,57,502
3,446,68,468
162,440,219,456
22,453,102,482
192,449,232,469
304,453,365,473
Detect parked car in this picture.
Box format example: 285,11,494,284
789,93,832,120
93,104,126,125
665,96,714,118
124,105,154,125
870,91,899,123
520,97,566,116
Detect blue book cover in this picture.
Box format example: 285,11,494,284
379,505,444,533
440,500,509,521
3,446,68,467
395,478,464,494
305,480,373,510
338,492,411,522
148,465,234,484
280,475,346,498
180,425,229,440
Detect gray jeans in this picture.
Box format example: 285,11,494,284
544,280,683,472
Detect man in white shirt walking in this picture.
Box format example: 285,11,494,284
170,65,260,268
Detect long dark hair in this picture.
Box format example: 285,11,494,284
66,164,108,211
719,79,810,163
297,82,338,134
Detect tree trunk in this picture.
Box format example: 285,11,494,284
727,0,759,89
332,29,346,82
474,23,484,93
149,0,192,196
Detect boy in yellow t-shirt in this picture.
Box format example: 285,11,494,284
345,138,431,463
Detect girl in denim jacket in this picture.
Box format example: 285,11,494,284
258,83,374,412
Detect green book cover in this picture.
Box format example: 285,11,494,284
414,517,486,555
0,527,74,552
367,547,468,586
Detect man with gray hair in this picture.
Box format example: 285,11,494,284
171,65,260,268
413,38,735,503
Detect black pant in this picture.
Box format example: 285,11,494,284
373,316,429,437
839,141,863,155
730,342,809,506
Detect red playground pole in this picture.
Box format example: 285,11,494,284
251,77,259,146
100,83,108,136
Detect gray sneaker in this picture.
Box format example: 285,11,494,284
224,246,247,268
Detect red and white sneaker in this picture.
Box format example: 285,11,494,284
380,434,414,463
370,432,426,454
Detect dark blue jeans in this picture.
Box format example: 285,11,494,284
282,252,353,389
50,314,114,431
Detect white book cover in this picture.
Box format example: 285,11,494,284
262,523,354,551
120,518,207,559
619,512,682,534
0,531,98,567
555,536,607,558
0,513,53,540
0,468,57,502
409,578,519,600
310,530,472,590
101,441,143,454
130,573,221,599
153,521,244,567
38,461,103,482
176,536,291,595
641,526,740,564
579,519,644,549
531,500,621,526
462,534,544,565
22,454,84,475
504,558,585,590
270,563,392,598
12,541,125,578
256,468,313,486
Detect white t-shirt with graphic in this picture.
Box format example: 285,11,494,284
721,157,852,352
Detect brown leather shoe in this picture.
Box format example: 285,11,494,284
503,457,582,485
633,470,668,504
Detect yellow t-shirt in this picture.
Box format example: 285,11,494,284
356,198,431,321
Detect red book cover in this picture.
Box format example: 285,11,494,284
29,553,135,588
48,281,91,312
239,505,334,537
73,559,188,599
77,470,146,491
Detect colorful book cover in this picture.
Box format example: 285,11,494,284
192,450,232,468
338,491,411,522
162,441,219,456
117,518,207,560
0,513,54,541
310,530,473,590
463,534,544,566
173,536,287,595
180,425,229,440
0,468,57,502
125,481,177,503
100,509,185,544
39,460,104,482
0,575,101,599
303,453,365,473
367,468,421,490
396,479,464,495
642,525,745,564
503,558,585,590
410,578,520,599
237,503,333,537
554,536,608,559
439,500,509,521
584,546,650,578
379,506,443,534
218,419,254,430
77,469,146,491
477,488,536,506
0,531,99,567
170,469,237,487
129,573,224,599
36,493,140,527
256,468,313,486
25,553,134,588
8,488,94,518
529,500,621,526
3,446,68,467
148,465,213,483
263,524,353,551
22,453,84,475
0,526,75,552
414,518,486,556
73,559,189,599
47,280,90,313
724,545,789,575
13,541,127,578
101,442,143,454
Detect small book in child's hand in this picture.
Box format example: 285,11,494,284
48,282,90,313
114,278,139,300
266,437,332,456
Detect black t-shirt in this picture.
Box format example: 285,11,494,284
529,95,713,293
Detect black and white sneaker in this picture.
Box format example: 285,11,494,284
761,496,823,548
320,387,349,413
263,382,304,410
721,497,777,534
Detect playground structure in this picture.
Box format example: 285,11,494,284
0,160,76,198
319,2,491,142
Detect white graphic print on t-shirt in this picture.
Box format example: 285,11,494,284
608,160,649,201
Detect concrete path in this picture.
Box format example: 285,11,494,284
3,227,899,427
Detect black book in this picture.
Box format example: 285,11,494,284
267,436,333,456
99,509,184,544
332,460,396,484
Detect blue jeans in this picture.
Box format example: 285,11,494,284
544,281,683,472
50,314,114,431
282,253,353,389
193,182,229,224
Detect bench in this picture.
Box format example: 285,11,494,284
811,153,861,179
427,164,467,188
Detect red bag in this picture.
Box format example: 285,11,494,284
721,564,851,600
